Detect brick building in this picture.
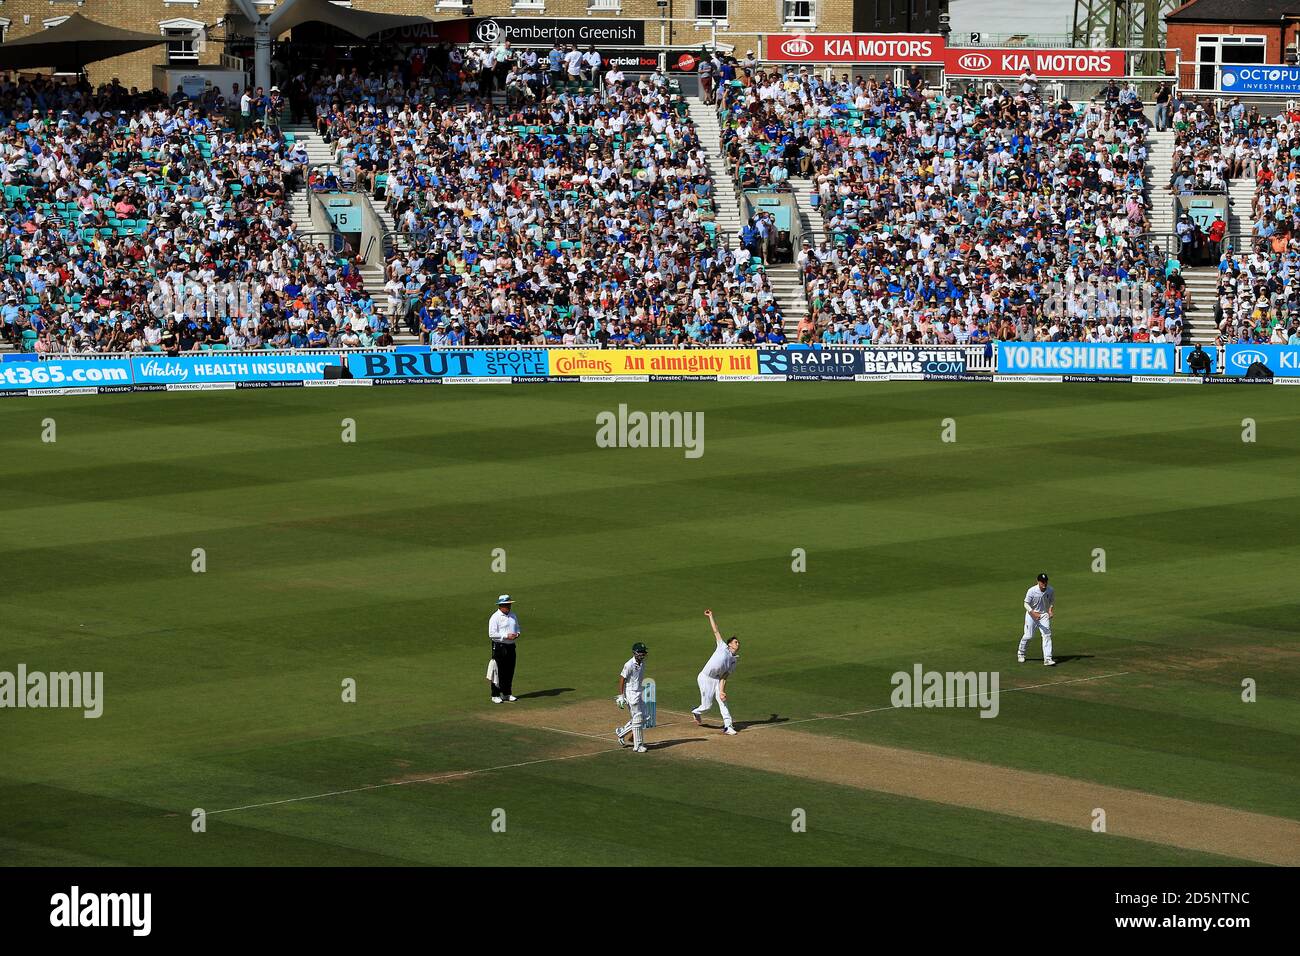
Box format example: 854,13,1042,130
0,0,948,92
1166,0,1300,90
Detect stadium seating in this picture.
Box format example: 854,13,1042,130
713,68,1184,345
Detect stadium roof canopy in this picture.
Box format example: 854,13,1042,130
0,14,168,72
224,0,437,39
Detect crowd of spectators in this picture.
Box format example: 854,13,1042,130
0,73,400,353
712,63,1179,345
1204,100,1300,345
308,55,785,347
16,42,1300,354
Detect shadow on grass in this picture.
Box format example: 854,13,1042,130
735,713,789,731
515,688,576,699
648,738,708,751
695,713,788,732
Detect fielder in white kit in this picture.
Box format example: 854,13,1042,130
615,642,650,753
1018,572,1056,666
692,608,740,735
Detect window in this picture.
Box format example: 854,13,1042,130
1196,34,1266,90
588,0,620,9
696,0,727,23
160,19,204,64
43,17,71,29
782,0,815,25
0,19,8,44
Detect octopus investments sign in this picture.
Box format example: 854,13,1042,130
473,17,645,48
1220,65,1300,95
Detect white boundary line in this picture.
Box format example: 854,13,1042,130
205,671,1130,816
538,725,614,741
206,747,620,816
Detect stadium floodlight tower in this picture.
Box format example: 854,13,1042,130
1072,0,1181,75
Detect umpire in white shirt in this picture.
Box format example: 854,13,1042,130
488,595,521,703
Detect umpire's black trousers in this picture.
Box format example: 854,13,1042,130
491,641,516,698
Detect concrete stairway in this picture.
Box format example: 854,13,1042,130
766,264,808,338
1227,177,1255,235
1147,129,1176,237
686,98,744,250
786,176,827,246
284,123,335,239
283,122,336,170
1181,266,1220,345
288,191,315,238
688,97,814,336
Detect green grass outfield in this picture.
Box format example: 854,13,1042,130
1,382,1297,866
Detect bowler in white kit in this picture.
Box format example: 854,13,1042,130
1019,573,1056,666
615,642,650,753
692,608,740,734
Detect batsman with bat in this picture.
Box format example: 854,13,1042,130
615,642,650,753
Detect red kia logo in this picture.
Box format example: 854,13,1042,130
779,37,815,57
957,53,992,71
677,54,697,71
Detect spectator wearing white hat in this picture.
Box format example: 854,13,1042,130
488,596,521,703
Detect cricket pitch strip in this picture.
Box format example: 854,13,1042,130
485,699,1300,866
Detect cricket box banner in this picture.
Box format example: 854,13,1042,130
548,349,759,378
131,354,346,386
348,349,548,381
997,343,1176,376
1222,345,1300,377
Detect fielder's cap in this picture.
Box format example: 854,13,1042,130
632,642,648,654
497,594,513,605
1036,573,1050,583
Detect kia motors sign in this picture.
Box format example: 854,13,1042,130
765,33,943,64
944,48,1125,78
